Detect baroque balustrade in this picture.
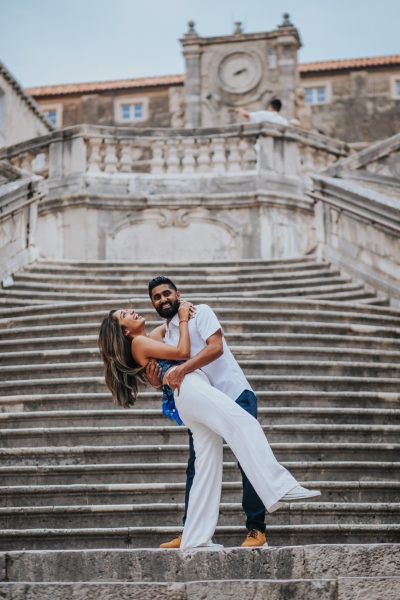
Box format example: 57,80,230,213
0,123,348,184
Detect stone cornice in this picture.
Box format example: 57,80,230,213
0,61,54,132
311,174,400,234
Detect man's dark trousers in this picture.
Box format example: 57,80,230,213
182,389,266,533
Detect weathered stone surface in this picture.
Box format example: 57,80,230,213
2,546,400,584
338,576,400,600
0,582,186,599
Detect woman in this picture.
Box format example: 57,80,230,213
98,303,320,551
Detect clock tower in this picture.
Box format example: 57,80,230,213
180,15,301,128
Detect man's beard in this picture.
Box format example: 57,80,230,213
156,298,180,319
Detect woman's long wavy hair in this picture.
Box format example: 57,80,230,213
98,310,147,408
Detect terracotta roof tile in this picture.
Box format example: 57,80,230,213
299,54,400,73
26,55,400,98
26,74,185,97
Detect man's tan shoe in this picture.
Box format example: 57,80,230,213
159,533,182,549
241,529,267,547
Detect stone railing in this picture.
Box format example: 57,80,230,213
0,123,348,182
0,163,45,284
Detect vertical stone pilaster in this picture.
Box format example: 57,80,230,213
180,22,202,128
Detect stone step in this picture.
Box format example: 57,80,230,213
1,577,399,600
1,523,399,551
2,333,400,354
4,305,400,328
1,422,399,448
1,502,398,530
1,544,399,581
2,296,398,319
3,318,399,340
1,390,398,413
1,442,397,466
1,406,398,429
1,480,397,508
3,375,400,394
4,271,352,292
0,280,370,301
4,345,400,366
29,256,319,270
2,359,400,381
0,460,397,487
14,265,340,285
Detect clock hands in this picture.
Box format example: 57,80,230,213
233,67,247,76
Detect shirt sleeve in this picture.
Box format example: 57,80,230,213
195,304,223,342
249,111,274,123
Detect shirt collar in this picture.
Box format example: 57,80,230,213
167,313,180,329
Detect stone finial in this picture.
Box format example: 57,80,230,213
186,20,198,36
234,21,243,34
279,12,293,27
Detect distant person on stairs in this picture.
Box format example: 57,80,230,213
235,98,289,126
98,277,321,551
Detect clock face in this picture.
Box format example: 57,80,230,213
217,51,262,94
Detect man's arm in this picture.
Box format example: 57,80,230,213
144,324,166,390
166,330,223,393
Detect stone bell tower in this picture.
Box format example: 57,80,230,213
180,14,301,128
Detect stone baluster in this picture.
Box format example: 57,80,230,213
181,138,196,173
19,152,34,173
166,140,180,174
150,140,165,174
196,139,211,172
119,141,132,173
227,137,242,172
32,151,49,177
103,140,119,173
240,139,257,170
87,137,103,173
211,137,226,173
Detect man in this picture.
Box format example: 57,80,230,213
236,98,289,126
145,275,268,548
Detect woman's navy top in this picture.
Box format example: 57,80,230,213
157,359,184,426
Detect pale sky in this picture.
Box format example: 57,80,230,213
0,0,399,88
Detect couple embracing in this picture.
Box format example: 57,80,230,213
98,276,320,551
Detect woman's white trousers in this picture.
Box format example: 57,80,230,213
174,370,298,550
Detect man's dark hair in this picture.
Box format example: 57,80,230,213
269,98,282,112
148,276,177,298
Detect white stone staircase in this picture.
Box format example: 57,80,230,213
0,256,399,596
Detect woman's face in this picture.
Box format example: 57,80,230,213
115,308,145,339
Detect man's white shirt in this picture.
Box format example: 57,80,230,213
249,110,289,126
163,304,253,401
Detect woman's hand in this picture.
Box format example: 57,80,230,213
178,300,191,321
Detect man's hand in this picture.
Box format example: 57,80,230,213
144,360,162,389
166,364,186,396
235,107,250,119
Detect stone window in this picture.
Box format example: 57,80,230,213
305,86,328,104
0,87,5,132
40,103,63,128
45,109,57,125
114,96,148,124
120,103,143,121
396,80,400,97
